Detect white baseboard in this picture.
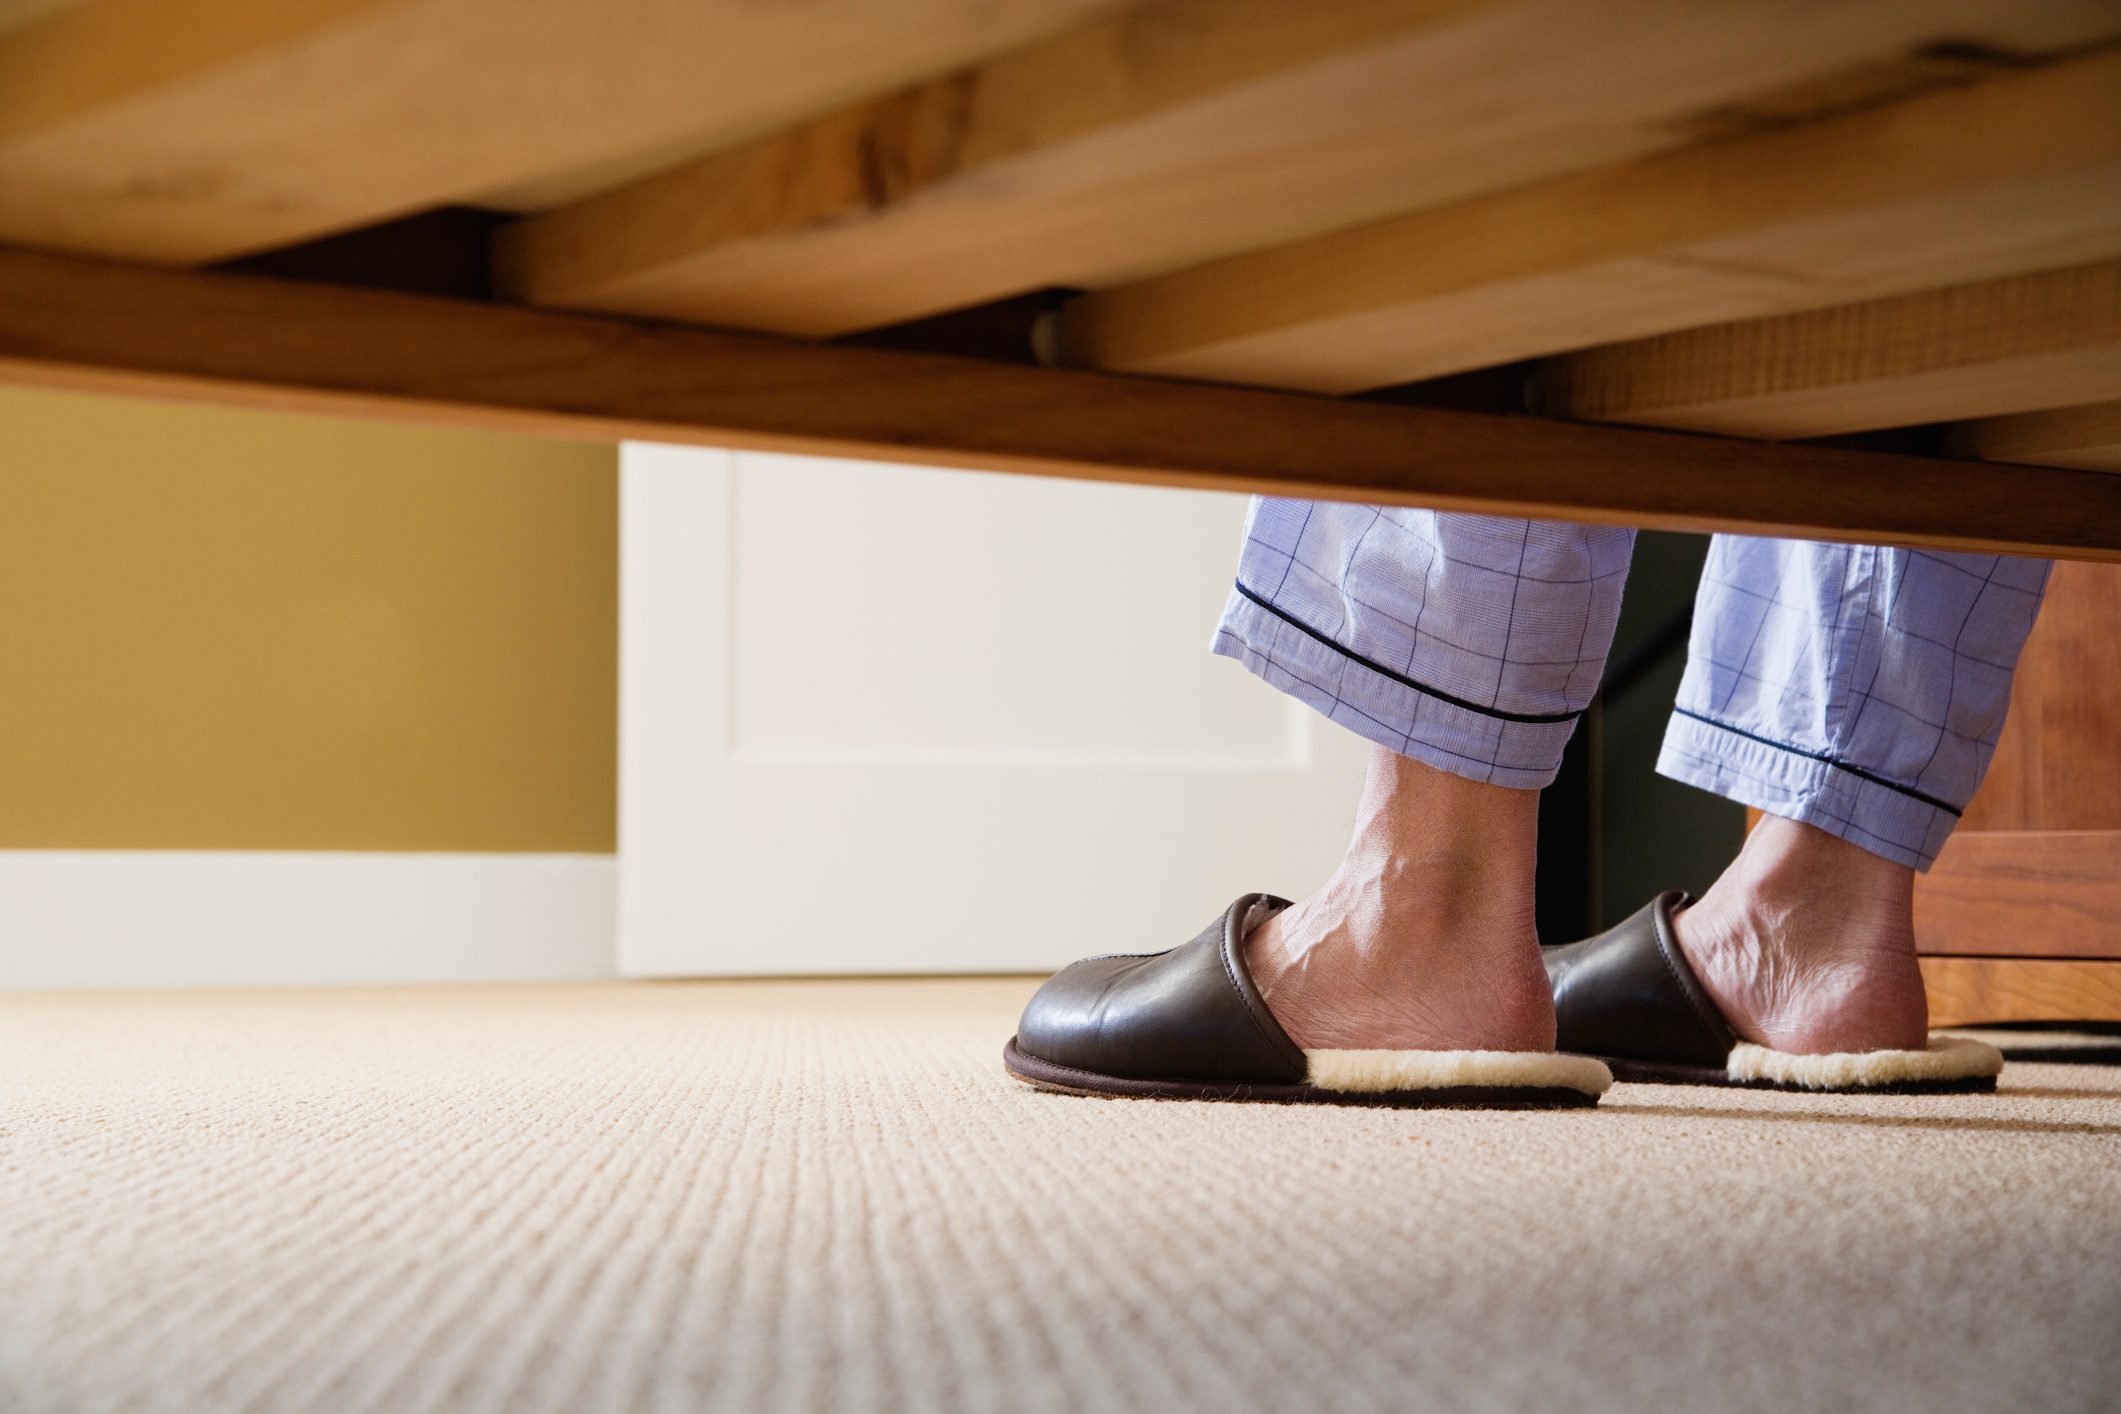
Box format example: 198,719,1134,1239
0,851,616,990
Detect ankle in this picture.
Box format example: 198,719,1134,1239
1719,816,1915,932
1242,747,1551,1051
1293,754,1540,969
1333,748,1540,921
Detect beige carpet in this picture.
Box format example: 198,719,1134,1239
3,981,2118,1414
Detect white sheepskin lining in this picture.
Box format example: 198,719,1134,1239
1725,1036,2003,1089
1306,1049,1612,1096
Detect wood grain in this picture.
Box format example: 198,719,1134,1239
1921,957,2121,1027
1912,561,2120,1023
0,0,1115,263
496,0,2121,337
1060,49,2121,392
1541,260,2121,437
1915,833,2121,959
1957,562,2121,834
5,246,2121,560
0,0,82,37
1945,400,2121,472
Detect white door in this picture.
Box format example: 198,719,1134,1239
619,442,1365,976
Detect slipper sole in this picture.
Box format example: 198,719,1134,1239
1599,1054,1999,1094
1003,1038,1603,1109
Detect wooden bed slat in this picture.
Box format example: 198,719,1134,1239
0,0,1115,264
1945,401,2121,472
2,246,2118,563
1540,260,2121,438
495,0,2121,338
1060,49,2121,392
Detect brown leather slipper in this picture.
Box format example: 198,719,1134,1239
1545,891,2002,1094
1006,894,1611,1109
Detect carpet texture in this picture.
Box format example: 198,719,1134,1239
2,981,2117,1414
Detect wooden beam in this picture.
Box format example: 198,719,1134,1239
3,246,2119,563
495,0,2121,337
0,0,1115,263
1061,49,2121,392
1945,400,2121,472
1540,260,2121,438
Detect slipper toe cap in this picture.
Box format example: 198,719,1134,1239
1015,895,1307,1085
1014,953,1145,1074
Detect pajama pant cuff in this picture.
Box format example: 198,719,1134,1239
1212,588,1578,791
1655,710,1959,871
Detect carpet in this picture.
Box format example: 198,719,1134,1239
3,981,2117,1413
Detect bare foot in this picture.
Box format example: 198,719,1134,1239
1670,815,1929,1054
1244,747,1553,1052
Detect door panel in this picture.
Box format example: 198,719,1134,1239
620,443,1365,976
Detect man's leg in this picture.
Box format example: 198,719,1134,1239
1211,497,1634,1050
1657,537,2052,1053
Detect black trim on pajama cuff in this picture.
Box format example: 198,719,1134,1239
1231,580,1585,726
1672,707,1964,817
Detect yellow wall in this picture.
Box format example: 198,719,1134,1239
0,386,616,852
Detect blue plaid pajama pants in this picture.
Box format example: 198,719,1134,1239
1213,500,2052,871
